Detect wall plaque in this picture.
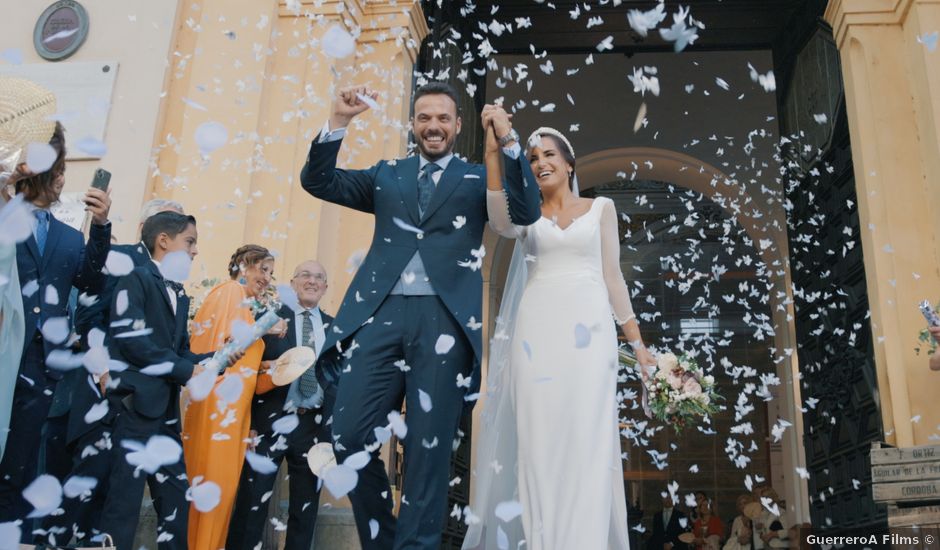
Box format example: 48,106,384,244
33,1,89,61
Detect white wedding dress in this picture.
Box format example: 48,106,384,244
463,191,634,550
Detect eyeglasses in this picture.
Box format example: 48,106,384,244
294,271,327,283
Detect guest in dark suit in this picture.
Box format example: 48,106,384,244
300,82,540,549
227,259,334,550
41,199,184,545
96,211,232,550
648,494,691,550
0,122,112,530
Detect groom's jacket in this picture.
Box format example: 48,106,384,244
300,135,540,394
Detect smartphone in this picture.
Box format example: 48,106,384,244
920,300,940,327
90,168,111,191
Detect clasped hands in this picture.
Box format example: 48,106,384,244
481,103,515,153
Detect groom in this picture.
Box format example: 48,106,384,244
300,82,540,548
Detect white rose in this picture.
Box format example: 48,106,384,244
703,375,714,385
657,352,678,371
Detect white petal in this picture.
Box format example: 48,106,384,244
23,474,62,518
190,479,222,512
160,250,192,283
44,285,59,305
435,334,455,355
186,366,216,401
387,411,407,438
245,451,279,474
494,500,523,522
194,121,228,155
63,476,98,499
343,450,371,471
574,323,591,348
418,389,432,412
322,464,358,498
141,361,174,376
115,289,129,316
74,136,107,157
105,251,135,277
321,25,355,59
41,317,70,344
25,142,57,173
83,401,109,424
214,374,244,405
272,414,299,435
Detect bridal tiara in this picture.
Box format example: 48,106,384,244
525,126,576,159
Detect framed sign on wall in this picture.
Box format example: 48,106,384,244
34,1,89,61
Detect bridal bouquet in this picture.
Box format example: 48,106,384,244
621,348,720,432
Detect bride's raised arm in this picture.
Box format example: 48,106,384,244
599,198,655,367
482,109,527,240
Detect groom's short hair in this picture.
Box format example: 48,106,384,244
413,81,460,113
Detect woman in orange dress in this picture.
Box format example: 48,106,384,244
182,245,288,550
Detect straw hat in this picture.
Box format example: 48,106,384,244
0,76,58,176
269,346,317,386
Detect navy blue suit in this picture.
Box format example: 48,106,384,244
0,216,109,527
42,242,151,544
300,136,540,548
227,304,335,550
99,261,207,550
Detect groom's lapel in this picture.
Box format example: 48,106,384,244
394,156,421,225
422,157,469,222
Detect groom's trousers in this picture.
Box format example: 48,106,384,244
331,295,472,550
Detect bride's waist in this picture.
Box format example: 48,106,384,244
525,269,603,284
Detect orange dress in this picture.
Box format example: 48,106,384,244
182,280,265,550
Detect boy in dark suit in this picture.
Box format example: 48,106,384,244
97,211,236,550
41,200,185,545
227,259,334,550
0,122,112,529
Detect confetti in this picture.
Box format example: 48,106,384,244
25,142,57,173
435,334,456,355
194,121,229,155
189,478,222,512
322,464,358,498
105,251,136,277
321,25,356,59
160,250,193,282
23,474,62,518
245,451,278,474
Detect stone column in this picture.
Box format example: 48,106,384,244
826,0,940,446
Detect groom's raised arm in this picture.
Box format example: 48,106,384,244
299,127,378,214
300,86,381,214
501,148,541,225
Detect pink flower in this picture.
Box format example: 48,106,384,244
682,377,702,398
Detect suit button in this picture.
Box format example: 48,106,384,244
33,307,40,314
417,233,424,240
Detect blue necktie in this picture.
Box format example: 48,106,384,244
417,163,441,218
34,210,50,256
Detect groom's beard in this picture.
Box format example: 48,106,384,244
415,132,457,161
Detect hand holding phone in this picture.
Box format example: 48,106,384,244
84,168,112,226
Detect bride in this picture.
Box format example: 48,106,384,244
463,110,655,549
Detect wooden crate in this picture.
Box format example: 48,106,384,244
871,442,940,505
